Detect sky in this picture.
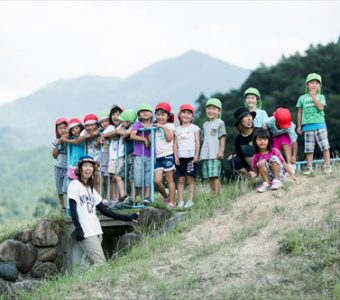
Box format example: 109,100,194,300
0,1,340,105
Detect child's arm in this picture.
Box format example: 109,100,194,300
283,162,296,181
52,144,59,159
310,92,325,111
60,134,88,145
217,136,226,160
297,108,302,135
291,141,298,164
130,129,149,148
156,123,174,142
193,130,200,162
173,135,179,165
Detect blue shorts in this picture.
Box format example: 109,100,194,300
155,155,175,172
134,156,151,187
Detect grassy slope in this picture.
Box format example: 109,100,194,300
22,168,340,300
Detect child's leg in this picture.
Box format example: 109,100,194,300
305,153,313,168
111,176,117,199
323,149,331,165
209,177,220,196
165,170,176,205
177,176,185,202
115,175,125,198
187,176,195,201
257,159,270,183
58,194,65,209
270,161,281,180
154,169,167,199
281,144,292,164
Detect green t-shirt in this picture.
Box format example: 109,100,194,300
296,93,326,125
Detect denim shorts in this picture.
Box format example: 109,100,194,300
176,157,196,177
154,155,175,172
134,156,151,187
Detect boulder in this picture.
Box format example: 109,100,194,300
37,247,58,263
138,207,168,229
0,261,18,282
14,229,32,243
31,262,58,279
116,232,141,253
0,240,37,273
31,220,59,247
7,280,44,297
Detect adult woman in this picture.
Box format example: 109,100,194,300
228,107,257,178
68,155,138,265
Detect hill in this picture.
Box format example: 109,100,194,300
0,50,249,148
22,169,340,299
194,38,340,161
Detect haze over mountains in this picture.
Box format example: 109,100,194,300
0,50,250,148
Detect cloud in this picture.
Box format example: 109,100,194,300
0,1,339,104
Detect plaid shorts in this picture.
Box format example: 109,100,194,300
54,166,68,195
262,156,286,183
304,128,330,153
202,159,221,179
127,154,134,180
108,157,125,177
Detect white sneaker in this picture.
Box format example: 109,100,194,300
271,179,282,190
184,201,194,208
177,201,185,208
287,163,296,176
257,181,271,193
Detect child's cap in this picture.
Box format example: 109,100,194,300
83,114,98,125
178,104,195,123
206,98,222,109
110,104,124,113
136,103,153,115
306,73,322,84
233,107,256,126
55,117,68,126
98,112,110,123
68,118,82,130
118,109,137,123
273,108,291,129
244,87,262,109
155,102,174,122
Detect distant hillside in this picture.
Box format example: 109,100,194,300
0,50,249,148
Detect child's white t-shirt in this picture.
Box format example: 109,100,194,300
68,180,103,238
155,123,175,158
175,124,200,158
108,124,124,160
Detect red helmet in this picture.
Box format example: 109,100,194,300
55,117,68,138
68,118,82,130
155,102,174,122
273,108,292,129
83,114,98,125
178,104,195,123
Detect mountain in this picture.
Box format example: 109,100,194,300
0,50,249,148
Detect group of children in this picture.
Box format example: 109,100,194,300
53,72,332,209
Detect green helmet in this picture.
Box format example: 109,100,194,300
244,87,262,109
98,112,110,122
206,98,222,109
136,103,153,115
118,109,137,123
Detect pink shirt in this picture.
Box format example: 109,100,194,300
251,148,285,171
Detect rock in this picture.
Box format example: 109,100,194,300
31,262,58,279
7,280,44,296
31,220,59,247
37,247,58,262
138,207,168,229
116,232,141,253
14,229,32,243
0,240,37,273
0,261,18,282
161,212,186,234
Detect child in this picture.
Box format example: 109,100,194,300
130,104,153,205
52,117,68,210
296,73,331,175
97,112,111,198
154,102,176,208
60,118,87,180
117,109,137,204
243,87,269,127
265,108,298,172
200,98,226,195
252,128,296,193
174,104,200,208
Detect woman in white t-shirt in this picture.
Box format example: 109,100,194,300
174,104,200,208
68,155,138,265
153,102,176,208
